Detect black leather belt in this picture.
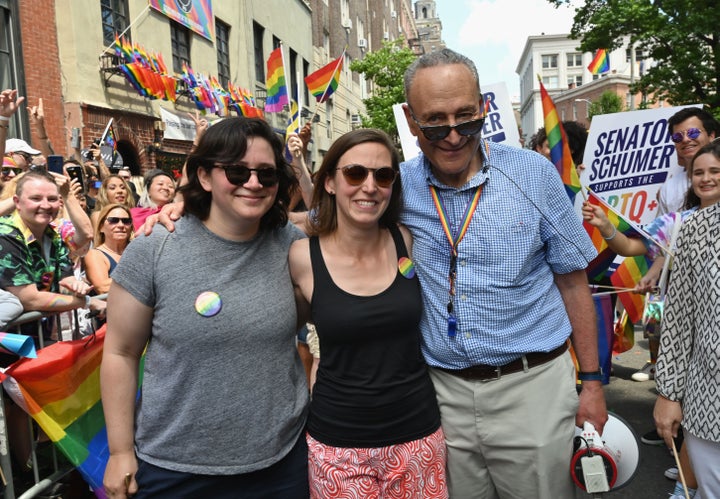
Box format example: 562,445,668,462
436,342,568,381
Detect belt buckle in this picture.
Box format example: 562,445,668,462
481,366,502,382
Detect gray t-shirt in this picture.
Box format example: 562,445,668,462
111,215,308,475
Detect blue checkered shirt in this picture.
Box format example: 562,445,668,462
400,141,597,368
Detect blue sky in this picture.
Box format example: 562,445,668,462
433,0,577,100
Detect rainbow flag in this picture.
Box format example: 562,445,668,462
538,77,581,202
587,49,610,75
593,294,613,385
284,100,300,162
286,99,299,138
265,47,288,113
305,54,344,103
583,190,652,281
4,330,110,497
610,255,651,324
0,332,37,358
612,310,635,355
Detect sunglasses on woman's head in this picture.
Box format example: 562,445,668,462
671,127,703,143
215,165,279,187
106,217,132,225
337,164,397,188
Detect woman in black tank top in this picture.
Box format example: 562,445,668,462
289,129,447,498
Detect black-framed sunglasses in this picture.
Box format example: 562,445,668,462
337,164,397,188
408,109,485,141
671,127,703,143
1,167,22,176
215,164,279,187
106,217,132,226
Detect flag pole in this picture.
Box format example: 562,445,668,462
296,70,303,132
98,5,150,56
309,47,346,125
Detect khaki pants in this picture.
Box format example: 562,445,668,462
429,352,579,499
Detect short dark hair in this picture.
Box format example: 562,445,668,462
562,121,588,166
668,107,720,137
307,128,402,236
684,139,720,209
529,127,547,153
179,117,297,229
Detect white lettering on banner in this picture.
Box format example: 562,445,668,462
577,104,701,226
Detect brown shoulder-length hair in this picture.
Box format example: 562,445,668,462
684,139,720,209
93,203,133,246
178,117,298,230
307,128,402,236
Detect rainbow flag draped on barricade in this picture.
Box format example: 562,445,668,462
305,53,344,103
2,326,143,498
537,77,582,202
587,49,610,75
265,47,288,113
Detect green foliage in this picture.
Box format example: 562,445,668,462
349,39,416,141
546,0,720,112
589,90,625,119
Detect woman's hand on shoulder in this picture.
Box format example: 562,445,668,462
142,201,185,235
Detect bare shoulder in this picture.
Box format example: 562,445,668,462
288,238,311,274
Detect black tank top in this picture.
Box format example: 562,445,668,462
307,224,440,447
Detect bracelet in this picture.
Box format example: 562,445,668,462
602,226,617,241
578,369,604,382
0,116,9,122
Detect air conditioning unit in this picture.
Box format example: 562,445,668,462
358,38,367,49
384,31,390,40
351,114,362,125
391,10,397,18
342,18,352,30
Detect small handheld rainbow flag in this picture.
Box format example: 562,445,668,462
610,255,651,323
538,77,582,202
284,100,300,161
587,49,610,75
265,47,288,113
305,52,344,103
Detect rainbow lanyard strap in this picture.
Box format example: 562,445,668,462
429,184,483,338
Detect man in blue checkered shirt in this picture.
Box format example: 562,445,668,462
399,48,607,499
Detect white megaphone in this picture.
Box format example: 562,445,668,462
571,413,640,493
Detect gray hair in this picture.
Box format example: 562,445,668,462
403,48,481,103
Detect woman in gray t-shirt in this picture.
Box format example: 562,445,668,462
101,117,309,498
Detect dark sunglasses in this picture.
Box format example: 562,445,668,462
1,167,22,175
215,165,279,187
106,217,132,226
409,111,485,141
338,164,397,188
671,127,703,143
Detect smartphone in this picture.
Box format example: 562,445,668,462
48,155,64,174
66,165,85,192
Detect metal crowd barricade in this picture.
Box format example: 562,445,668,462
1,295,107,499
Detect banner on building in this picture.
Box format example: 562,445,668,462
395,82,521,161
148,0,214,41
